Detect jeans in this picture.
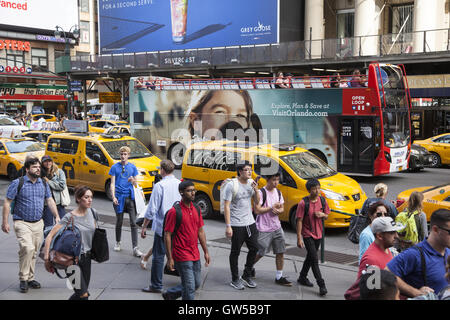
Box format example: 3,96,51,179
114,197,138,248
67,252,91,300
150,233,166,290
42,205,66,229
166,260,202,300
229,223,259,281
300,237,324,285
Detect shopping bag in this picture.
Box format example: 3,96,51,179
134,186,148,227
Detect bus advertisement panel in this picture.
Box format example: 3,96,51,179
130,85,344,168
98,0,279,54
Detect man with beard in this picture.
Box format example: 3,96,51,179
2,156,59,293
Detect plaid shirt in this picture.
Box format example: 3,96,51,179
7,175,52,222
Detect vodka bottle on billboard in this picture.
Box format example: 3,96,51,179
170,0,188,43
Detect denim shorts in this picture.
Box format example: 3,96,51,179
257,228,286,256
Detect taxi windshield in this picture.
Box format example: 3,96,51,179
102,139,152,160
115,122,128,126
5,140,45,153
280,152,336,179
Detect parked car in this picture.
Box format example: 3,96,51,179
181,140,367,228
396,184,450,221
0,137,45,179
408,144,433,171
414,133,450,167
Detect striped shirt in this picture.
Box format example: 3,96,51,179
7,175,52,222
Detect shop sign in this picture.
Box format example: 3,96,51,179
99,92,121,103
0,39,31,51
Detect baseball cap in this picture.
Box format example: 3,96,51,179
41,155,53,163
371,217,404,233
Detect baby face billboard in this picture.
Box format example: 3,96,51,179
99,0,279,54
129,80,343,168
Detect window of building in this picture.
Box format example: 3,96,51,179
6,50,25,68
337,9,354,39
80,21,90,44
391,4,414,35
31,48,48,71
80,0,89,13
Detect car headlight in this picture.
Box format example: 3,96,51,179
137,168,147,176
148,170,159,176
321,189,346,201
411,149,419,156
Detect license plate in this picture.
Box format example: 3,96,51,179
398,166,403,171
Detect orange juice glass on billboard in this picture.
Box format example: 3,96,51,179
170,0,188,43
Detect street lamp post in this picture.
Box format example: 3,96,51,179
54,25,79,120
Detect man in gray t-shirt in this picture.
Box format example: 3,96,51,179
224,161,261,290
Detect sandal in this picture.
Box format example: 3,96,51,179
140,257,148,270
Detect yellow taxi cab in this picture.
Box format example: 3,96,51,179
89,120,130,133
414,133,450,167
31,114,58,122
45,133,160,199
23,130,63,146
396,184,450,221
181,141,367,228
0,137,45,180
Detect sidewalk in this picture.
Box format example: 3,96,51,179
0,214,358,300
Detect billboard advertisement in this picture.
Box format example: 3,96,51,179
99,0,279,54
129,79,341,167
0,0,79,33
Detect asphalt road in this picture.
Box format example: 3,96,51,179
0,166,448,258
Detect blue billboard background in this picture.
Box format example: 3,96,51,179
99,0,279,54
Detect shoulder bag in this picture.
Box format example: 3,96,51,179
90,208,109,263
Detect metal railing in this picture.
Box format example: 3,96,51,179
69,28,450,72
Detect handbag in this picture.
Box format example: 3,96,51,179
60,185,71,207
90,208,109,263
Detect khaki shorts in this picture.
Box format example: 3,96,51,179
257,228,286,256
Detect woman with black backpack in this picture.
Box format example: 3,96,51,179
43,185,97,300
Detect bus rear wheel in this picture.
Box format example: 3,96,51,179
168,143,185,169
194,192,213,219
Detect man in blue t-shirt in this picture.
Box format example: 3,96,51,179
109,146,143,257
386,209,450,298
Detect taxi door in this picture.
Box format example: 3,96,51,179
0,142,7,175
208,150,244,211
80,141,111,191
47,137,81,186
436,134,450,164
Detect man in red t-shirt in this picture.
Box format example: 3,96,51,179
296,178,330,296
162,181,210,300
344,216,403,300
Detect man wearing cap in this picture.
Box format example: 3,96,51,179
345,217,403,299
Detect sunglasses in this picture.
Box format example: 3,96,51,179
375,211,386,217
438,225,450,235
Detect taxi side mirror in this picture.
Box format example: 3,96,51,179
0,150,5,155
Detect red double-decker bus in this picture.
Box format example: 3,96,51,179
129,63,411,176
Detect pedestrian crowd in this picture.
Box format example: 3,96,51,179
2,153,449,301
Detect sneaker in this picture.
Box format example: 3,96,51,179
319,285,328,296
19,281,28,293
230,279,245,290
297,276,314,287
133,247,143,257
275,277,292,287
162,291,176,300
240,276,257,288
27,280,41,289
113,242,121,252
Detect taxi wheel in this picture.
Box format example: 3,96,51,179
194,193,213,219
105,180,113,200
7,164,18,181
429,153,441,168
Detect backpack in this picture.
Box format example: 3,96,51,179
395,210,419,249
219,178,254,215
39,215,82,278
347,214,370,244
260,187,282,207
162,201,201,277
